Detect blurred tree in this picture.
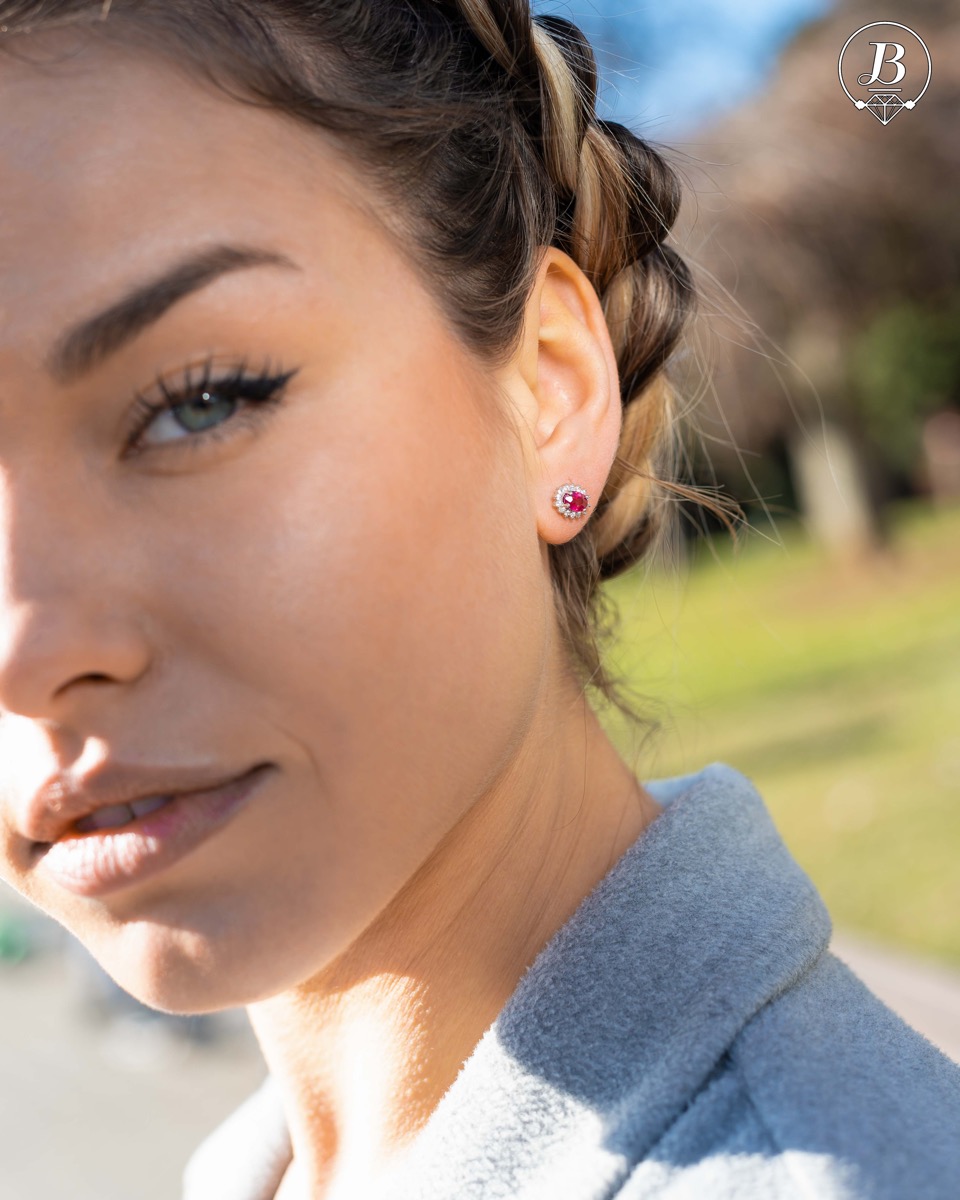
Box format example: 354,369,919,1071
662,0,959,557
852,295,960,476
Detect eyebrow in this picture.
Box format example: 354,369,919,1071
47,243,300,385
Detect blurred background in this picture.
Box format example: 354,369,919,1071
2,0,958,1196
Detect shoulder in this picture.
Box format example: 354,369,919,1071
616,949,960,1200
728,948,960,1198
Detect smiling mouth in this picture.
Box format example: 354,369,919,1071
69,794,176,835
31,763,276,897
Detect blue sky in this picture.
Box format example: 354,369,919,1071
531,0,833,136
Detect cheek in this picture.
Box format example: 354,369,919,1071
249,353,546,837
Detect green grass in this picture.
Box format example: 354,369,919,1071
599,498,960,968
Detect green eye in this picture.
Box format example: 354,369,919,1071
163,390,239,436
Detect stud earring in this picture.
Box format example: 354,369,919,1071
553,483,591,520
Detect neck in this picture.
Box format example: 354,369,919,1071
245,682,663,1198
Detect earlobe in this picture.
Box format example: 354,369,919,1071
525,248,621,546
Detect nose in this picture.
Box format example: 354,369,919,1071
0,467,151,725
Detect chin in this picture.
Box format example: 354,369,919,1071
83,920,290,1017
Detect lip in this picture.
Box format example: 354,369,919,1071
32,762,275,898
25,760,276,847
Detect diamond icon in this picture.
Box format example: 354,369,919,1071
864,93,905,124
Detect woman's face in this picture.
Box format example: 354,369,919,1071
0,37,553,1011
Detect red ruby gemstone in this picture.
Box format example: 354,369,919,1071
563,489,588,513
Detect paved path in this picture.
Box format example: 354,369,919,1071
1,894,958,1200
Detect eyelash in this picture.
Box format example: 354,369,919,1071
125,357,299,457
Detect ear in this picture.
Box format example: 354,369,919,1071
497,246,622,545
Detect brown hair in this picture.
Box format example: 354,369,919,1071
1,0,742,737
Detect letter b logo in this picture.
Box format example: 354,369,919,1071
858,41,906,87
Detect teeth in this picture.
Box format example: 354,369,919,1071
73,795,173,834
129,794,173,819
74,803,136,833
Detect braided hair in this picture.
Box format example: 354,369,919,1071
0,0,742,733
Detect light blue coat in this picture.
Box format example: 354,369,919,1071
182,762,960,1198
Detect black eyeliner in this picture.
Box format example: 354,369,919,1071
125,357,300,456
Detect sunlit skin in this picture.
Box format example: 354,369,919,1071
0,33,664,1198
